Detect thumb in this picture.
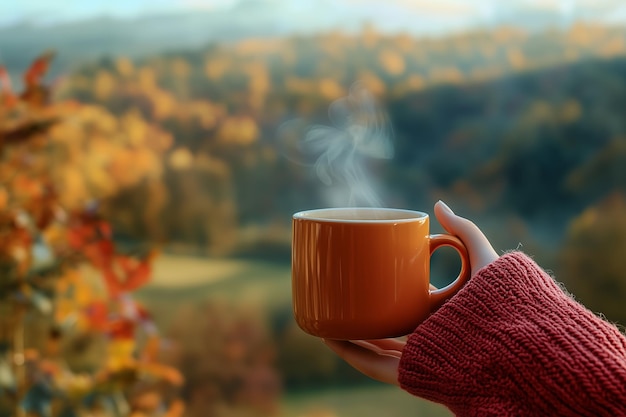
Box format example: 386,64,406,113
434,201,499,275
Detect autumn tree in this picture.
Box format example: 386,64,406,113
0,54,183,417
559,193,626,326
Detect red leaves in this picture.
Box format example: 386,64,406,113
0,50,54,110
0,52,58,151
23,51,54,89
0,51,179,413
67,210,113,264
21,50,55,108
84,301,109,332
67,210,155,297
102,251,155,297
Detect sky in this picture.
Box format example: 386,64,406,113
0,0,625,33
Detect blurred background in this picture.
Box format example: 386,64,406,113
1,0,625,416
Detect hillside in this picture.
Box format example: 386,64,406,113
5,27,624,321
46,28,625,252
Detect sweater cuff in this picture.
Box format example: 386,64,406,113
398,251,626,416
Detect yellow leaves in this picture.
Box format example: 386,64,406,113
46,103,172,205
205,58,230,80
598,36,626,58
216,116,259,146
59,166,88,209
138,66,157,92
106,339,136,371
151,130,173,153
49,121,83,145
361,22,380,48
116,57,135,78
246,63,270,95
378,50,405,76
319,33,346,58
507,49,527,70
94,70,116,101
56,268,80,296
54,268,97,325
134,148,162,180
86,164,117,198
12,174,43,203
0,56,183,410
151,89,175,120
122,111,149,147
42,223,67,250
567,23,594,46
192,101,220,130
240,62,272,109
318,78,344,100
393,33,415,53
357,71,386,96
171,58,190,79
234,38,281,56
169,148,194,171
108,148,156,188
429,66,465,85
570,206,599,237
76,105,118,134
561,194,626,325
54,372,94,398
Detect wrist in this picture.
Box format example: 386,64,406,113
398,252,626,416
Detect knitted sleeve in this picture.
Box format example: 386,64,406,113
398,252,626,417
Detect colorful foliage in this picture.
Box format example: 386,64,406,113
0,54,183,417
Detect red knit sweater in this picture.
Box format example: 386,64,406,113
398,252,626,416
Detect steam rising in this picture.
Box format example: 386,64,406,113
279,82,394,207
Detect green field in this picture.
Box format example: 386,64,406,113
136,255,293,326
136,255,451,417
283,385,451,417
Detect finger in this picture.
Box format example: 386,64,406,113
434,201,499,274
323,340,400,386
354,338,406,353
351,340,402,358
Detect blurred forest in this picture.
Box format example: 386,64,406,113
2,20,626,417
52,23,626,320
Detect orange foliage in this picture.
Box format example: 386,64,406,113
0,53,183,417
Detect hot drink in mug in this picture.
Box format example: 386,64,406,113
291,208,470,340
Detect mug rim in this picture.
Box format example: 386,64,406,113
292,207,428,223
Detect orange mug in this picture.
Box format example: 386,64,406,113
291,208,471,340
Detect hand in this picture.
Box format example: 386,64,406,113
323,200,499,386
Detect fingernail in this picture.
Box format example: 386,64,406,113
438,200,454,214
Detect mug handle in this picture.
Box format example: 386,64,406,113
428,234,471,311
